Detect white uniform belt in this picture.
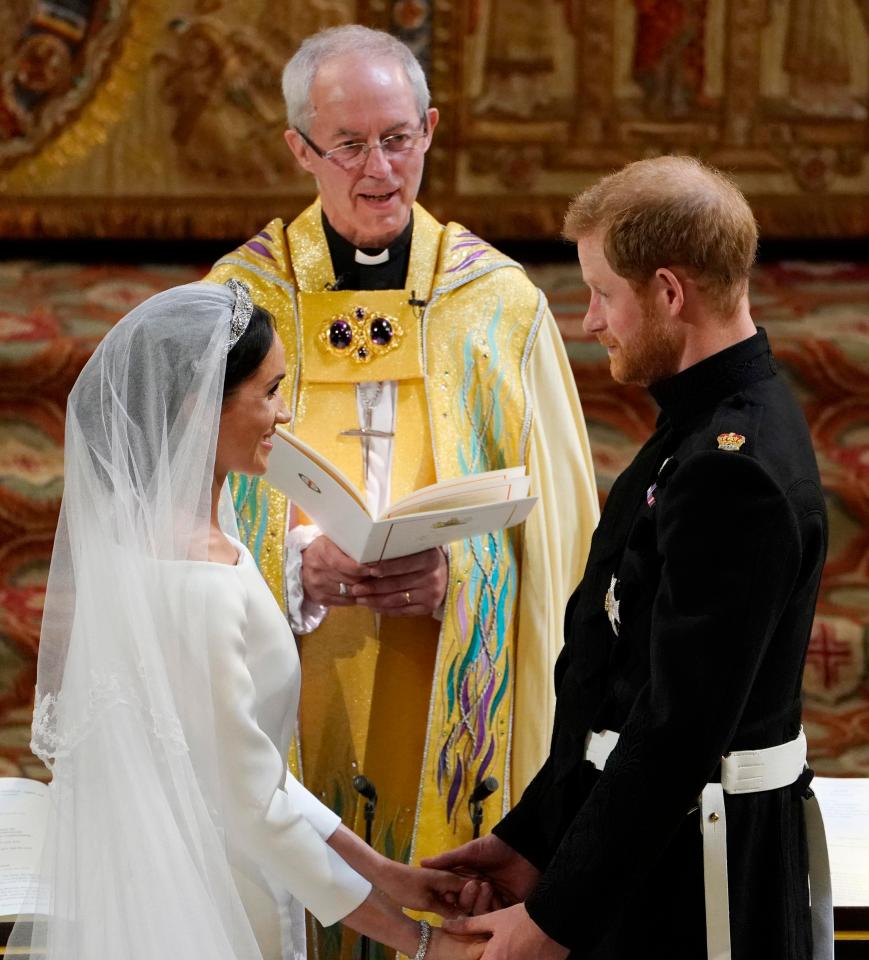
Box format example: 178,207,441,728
583,727,833,960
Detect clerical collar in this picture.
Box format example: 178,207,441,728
355,247,389,265
321,212,414,290
649,328,777,427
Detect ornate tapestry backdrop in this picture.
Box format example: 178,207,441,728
1,0,868,239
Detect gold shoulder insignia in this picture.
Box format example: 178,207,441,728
717,432,746,452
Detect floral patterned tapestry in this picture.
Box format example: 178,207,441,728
1,0,868,239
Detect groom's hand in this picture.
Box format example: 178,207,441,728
444,903,569,960
422,834,541,915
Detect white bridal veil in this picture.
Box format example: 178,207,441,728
10,282,264,959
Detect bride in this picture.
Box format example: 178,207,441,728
11,281,483,960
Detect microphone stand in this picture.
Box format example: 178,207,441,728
352,775,378,960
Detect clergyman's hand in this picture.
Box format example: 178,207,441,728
421,834,541,915
301,535,370,607
351,546,447,617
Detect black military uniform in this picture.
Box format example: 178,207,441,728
494,329,827,959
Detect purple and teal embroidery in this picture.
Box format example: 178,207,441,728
438,299,519,823
445,231,493,275
230,472,270,567
458,302,513,474
439,539,515,822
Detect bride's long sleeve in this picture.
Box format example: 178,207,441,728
195,561,372,928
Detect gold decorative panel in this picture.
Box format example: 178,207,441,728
1,0,867,239
427,0,869,238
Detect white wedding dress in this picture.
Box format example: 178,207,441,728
178,538,370,959
13,283,371,960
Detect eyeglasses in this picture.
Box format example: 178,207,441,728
294,122,428,170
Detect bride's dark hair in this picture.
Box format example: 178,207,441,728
223,304,276,400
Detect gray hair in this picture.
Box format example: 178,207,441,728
281,24,430,132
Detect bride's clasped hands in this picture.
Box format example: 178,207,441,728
383,862,489,960
327,828,488,958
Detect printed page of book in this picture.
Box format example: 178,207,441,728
265,428,373,560
384,467,529,517
812,776,869,906
0,778,50,918
384,478,531,519
361,497,537,562
270,428,366,508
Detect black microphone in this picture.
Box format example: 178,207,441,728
469,776,498,806
468,776,499,839
352,775,377,804
352,774,378,960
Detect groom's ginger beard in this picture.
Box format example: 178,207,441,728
604,288,684,386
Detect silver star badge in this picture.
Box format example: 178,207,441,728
604,574,621,636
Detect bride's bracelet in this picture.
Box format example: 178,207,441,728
413,918,432,960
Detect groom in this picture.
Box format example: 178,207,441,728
429,156,829,960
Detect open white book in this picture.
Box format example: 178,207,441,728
0,778,50,922
264,427,537,562
812,776,869,908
